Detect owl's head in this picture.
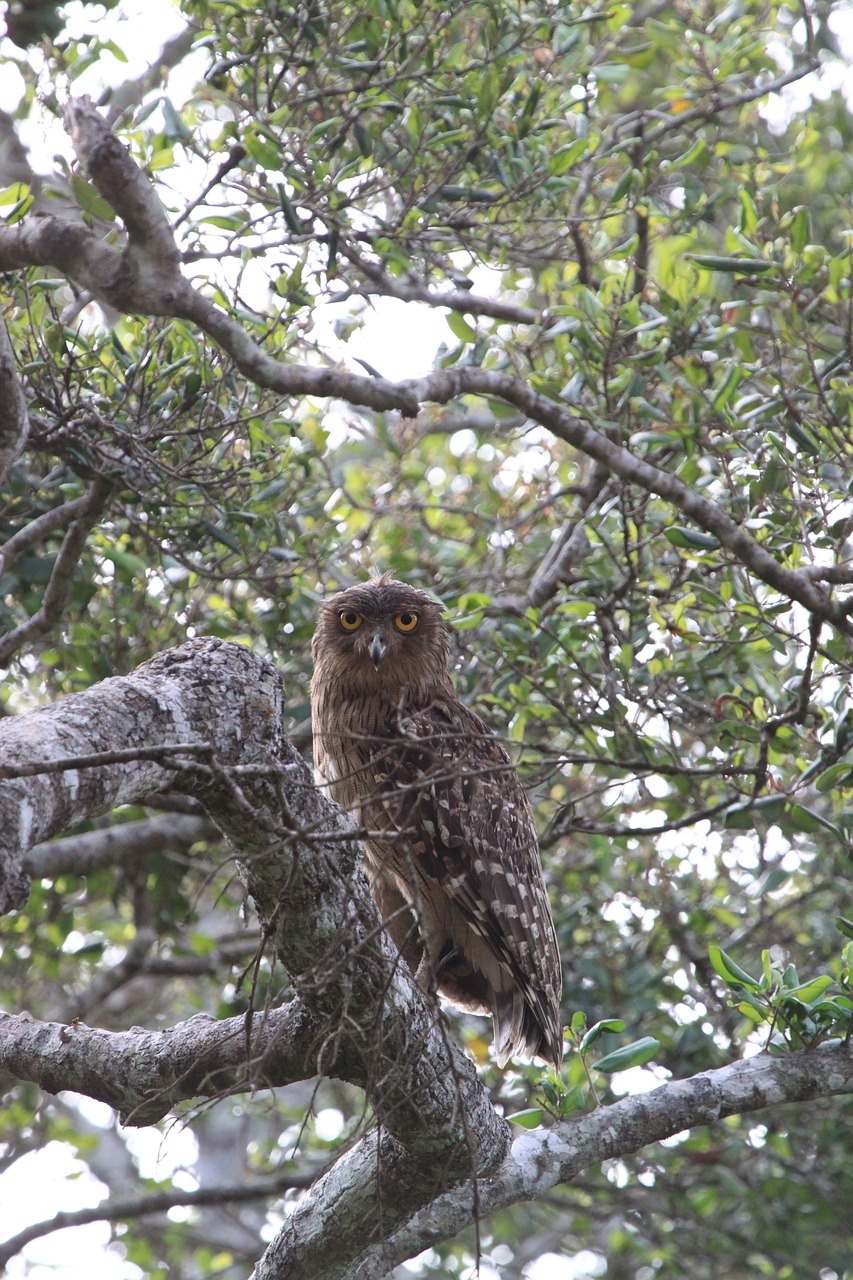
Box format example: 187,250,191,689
312,575,449,694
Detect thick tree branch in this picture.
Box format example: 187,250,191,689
0,638,281,910
24,813,217,878
0,1002,326,1126
63,98,179,264
369,1046,853,1278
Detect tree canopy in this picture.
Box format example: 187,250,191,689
1,1,853,1277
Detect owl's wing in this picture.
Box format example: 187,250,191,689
373,697,563,1067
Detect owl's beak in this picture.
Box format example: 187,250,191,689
369,632,387,668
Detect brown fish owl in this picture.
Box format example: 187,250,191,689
310,575,563,1067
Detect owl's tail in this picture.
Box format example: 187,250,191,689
492,986,563,1069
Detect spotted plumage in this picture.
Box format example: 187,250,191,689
310,575,563,1067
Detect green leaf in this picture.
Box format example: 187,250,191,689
148,147,175,173
99,547,148,579
788,804,843,840
789,206,811,254
507,1108,543,1128
549,138,588,176
712,364,745,411
446,312,477,343
786,975,833,1005
71,176,116,222
664,526,720,550
787,421,820,455
756,867,790,895
592,1036,660,1073
541,1080,559,1107
594,62,630,83
487,398,519,419
737,1000,767,1024
0,182,30,206
244,129,282,171
688,255,774,274
709,945,759,989
815,762,853,793
561,1084,587,1114
579,1018,625,1052
750,794,788,822
722,793,778,824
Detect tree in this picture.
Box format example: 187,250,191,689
1,1,853,1276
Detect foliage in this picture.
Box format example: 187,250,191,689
2,0,853,1276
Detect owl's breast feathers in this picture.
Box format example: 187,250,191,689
312,672,563,1067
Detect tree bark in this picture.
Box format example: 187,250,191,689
0,638,509,1277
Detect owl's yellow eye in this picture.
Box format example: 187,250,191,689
394,611,419,633
339,610,362,632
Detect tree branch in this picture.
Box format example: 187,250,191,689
103,26,199,128
367,1044,853,1278
0,489,112,577
0,638,282,910
405,367,853,637
0,477,113,666
0,1163,317,1272
0,638,510,1277
0,1002,326,1127
359,278,543,324
24,812,217,878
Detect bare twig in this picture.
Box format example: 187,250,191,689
0,741,216,780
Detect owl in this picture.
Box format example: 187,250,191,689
310,575,563,1067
